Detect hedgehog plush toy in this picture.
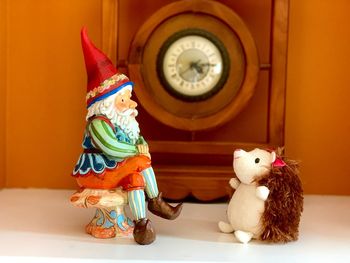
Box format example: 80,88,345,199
218,148,303,244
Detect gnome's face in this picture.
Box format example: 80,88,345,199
114,88,138,116
112,88,140,142
86,87,140,143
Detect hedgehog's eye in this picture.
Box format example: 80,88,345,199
255,158,260,164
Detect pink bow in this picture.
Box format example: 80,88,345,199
272,158,286,167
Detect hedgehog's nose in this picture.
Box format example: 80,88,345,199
234,149,244,159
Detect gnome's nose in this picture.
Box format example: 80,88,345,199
234,149,245,159
129,100,137,109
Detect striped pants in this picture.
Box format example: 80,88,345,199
128,167,159,220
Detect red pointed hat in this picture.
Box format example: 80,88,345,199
81,27,133,108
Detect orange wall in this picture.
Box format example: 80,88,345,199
1,0,350,194
285,0,350,195
5,0,102,189
0,0,7,187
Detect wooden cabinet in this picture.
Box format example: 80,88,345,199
102,0,289,201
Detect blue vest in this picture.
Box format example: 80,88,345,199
72,124,133,177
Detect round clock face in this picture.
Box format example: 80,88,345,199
157,29,230,101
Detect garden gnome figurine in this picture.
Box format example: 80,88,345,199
72,27,182,245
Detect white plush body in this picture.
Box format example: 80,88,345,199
219,148,276,243
227,184,265,237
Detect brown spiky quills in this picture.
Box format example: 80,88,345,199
255,148,304,243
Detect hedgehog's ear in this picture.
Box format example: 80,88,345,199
271,151,276,163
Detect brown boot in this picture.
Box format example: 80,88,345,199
148,192,183,220
133,218,156,245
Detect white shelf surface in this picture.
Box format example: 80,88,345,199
0,189,349,263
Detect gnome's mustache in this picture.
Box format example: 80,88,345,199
118,108,138,117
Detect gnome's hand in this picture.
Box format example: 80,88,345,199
137,144,151,159
137,144,149,154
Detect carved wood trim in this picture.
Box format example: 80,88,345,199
149,141,271,155
268,0,289,145
102,0,118,64
154,165,234,201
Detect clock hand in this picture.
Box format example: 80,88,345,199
190,59,201,66
179,59,202,77
193,62,217,74
198,62,217,67
179,66,192,77
190,59,204,74
193,64,204,74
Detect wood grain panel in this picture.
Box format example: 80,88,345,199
268,0,289,145
154,165,234,201
102,0,118,64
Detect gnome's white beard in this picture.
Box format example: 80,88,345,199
113,109,140,143
86,95,140,143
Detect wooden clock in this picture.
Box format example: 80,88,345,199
102,0,289,201
128,2,259,131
